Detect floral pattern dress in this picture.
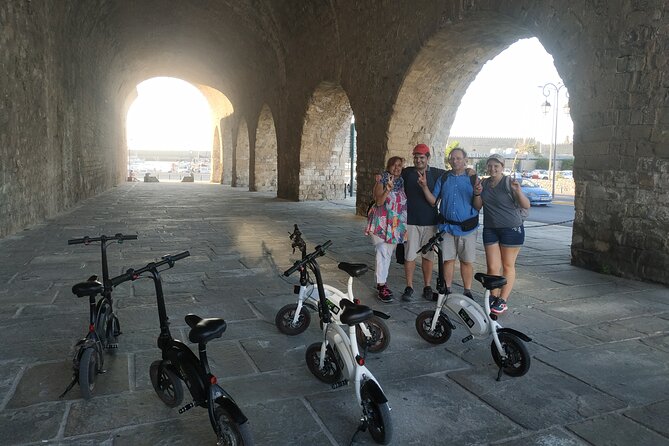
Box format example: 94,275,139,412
365,172,407,244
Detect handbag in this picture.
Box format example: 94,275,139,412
395,243,405,264
442,215,479,232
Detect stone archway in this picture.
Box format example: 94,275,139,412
234,119,250,188
299,82,353,201
254,105,278,192
388,18,532,166
219,116,233,185
210,125,221,183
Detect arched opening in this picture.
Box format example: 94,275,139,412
299,82,354,201
234,119,250,187
448,38,573,196
388,20,534,166
254,105,278,192
125,77,232,182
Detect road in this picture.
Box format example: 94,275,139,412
526,194,575,227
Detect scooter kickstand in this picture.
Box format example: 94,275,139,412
496,364,504,381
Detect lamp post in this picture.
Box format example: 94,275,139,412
540,82,569,198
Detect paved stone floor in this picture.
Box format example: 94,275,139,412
0,183,667,445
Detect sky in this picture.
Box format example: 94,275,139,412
450,37,573,144
126,38,572,151
126,77,213,151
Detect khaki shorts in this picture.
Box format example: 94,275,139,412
405,225,437,262
440,231,477,263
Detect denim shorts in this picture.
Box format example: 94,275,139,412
482,226,525,247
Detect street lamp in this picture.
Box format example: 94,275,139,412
539,82,569,198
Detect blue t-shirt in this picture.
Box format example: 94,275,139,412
401,166,446,226
433,172,479,236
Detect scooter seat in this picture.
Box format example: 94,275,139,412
185,314,227,344
339,298,373,325
72,281,103,297
474,273,507,291
338,262,368,278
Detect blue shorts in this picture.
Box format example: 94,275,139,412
482,226,525,247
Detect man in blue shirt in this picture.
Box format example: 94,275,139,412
418,148,481,298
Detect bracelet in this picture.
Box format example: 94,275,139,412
473,194,481,197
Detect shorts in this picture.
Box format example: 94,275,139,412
405,225,437,262
440,231,477,263
482,226,525,247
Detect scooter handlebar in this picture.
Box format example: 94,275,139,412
418,231,445,254
68,233,138,245
283,240,332,276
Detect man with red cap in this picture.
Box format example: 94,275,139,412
399,143,446,301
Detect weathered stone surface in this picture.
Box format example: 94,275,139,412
0,185,667,445
1,1,668,284
567,413,669,446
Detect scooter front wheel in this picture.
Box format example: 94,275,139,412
415,311,452,344
491,333,530,377
275,303,311,335
305,342,342,384
214,406,254,446
149,360,184,407
356,316,391,353
361,383,393,445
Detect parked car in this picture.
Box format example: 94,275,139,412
503,169,523,180
559,170,573,180
520,179,552,206
530,169,549,179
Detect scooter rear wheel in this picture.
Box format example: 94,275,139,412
356,316,391,353
214,406,254,446
78,347,99,400
149,360,184,407
491,333,530,377
415,311,452,344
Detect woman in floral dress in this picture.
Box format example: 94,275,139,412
366,156,407,302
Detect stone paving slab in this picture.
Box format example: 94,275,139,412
536,339,669,406
307,375,524,445
624,399,669,438
449,360,626,430
0,184,667,445
566,412,669,446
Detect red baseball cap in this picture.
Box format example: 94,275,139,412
413,144,430,156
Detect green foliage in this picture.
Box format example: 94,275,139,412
534,157,549,169
444,141,460,166
560,158,574,170
475,160,486,175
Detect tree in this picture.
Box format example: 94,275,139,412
444,141,460,167
560,157,574,170
535,156,549,170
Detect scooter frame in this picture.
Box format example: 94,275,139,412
415,231,532,380
284,239,393,444
111,252,253,445
276,225,391,353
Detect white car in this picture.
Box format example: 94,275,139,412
531,169,549,179
559,170,573,180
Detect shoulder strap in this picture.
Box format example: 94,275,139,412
505,175,523,208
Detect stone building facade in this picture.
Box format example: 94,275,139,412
1,1,667,284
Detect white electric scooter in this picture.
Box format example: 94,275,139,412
415,231,532,379
275,225,391,354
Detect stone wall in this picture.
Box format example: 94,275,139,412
1,0,667,284
0,1,123,238
254,105,277,192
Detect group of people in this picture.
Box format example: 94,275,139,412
365,144,530,315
